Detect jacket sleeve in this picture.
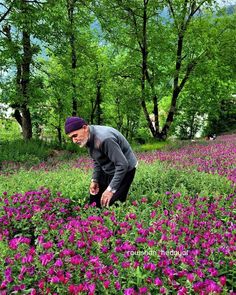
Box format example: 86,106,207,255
102,138,129,192
92,159,102,182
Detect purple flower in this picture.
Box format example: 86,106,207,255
39,253,54,266
139,287,148,294
219,276,227,286
114,281,121,290
124,288,136,295
103,280,110,289
54,259,63,267
205,280,222,293
154,277,163,286
50,276,60,283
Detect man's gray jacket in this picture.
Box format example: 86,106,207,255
86,125,137,192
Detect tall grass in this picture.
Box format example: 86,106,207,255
0,139,52,164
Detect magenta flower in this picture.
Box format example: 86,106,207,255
22,254,33,264
186,273,194,282
219,276,227,286
50,276,60,283
54,258,63,267
205,279,222,293
124,288,137,295
160,287,167,294
70,255,83,265
154,277,163,286
42,241,54,249
103,280,110,289
29,289,37,295
114,281,121,290
68,284,84,294
121,261,130,268
150,210,156,218
177,287,188,295
139,287,148,294
39,253,54,266
113,269,119,277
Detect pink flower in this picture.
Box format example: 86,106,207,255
68,284,84,294
124,288,136,295
70,255,83,265
54,259,63,267
39,253,54,266
139,287,148,294
160,287,167,294
186,273,194,282
154,277,163,286
38,280,45,289
87,283,95,293
103,280,110,289
22,255,33,264
42,241,53,249
219,276,226,286
205,280,221,293
114,281,121,290
50,276,60,284
164,210,169,216
121,261,130,268
113,269,119,277
177,287,188,295
150,210,156,218
77,241,86,248
132,201,138,206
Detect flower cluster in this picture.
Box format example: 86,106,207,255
0,188,235,294
137,134,236,185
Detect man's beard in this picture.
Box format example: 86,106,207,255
78,138,88,148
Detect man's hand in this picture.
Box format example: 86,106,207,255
101,190,113,207
90,181,99,195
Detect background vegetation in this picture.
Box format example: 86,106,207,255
0,0,235,144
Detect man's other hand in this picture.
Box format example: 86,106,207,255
101,190,113,207
90,181,99,195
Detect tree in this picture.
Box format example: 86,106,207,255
92,0,234,140
170,9,236,138
0,0,45,139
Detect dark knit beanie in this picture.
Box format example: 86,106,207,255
64,117,87,134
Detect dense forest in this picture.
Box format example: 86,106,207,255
0,0,236,143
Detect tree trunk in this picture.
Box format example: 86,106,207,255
21,105,32,139
20,29,33,139
161,24,184,139
4,18,33,140
140,0,157,138
96,80,102,125
57,126,62,145
67,0,78,116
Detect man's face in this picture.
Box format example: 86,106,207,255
68,125,89,147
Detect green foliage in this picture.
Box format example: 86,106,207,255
0,1,235,142
0,167,90,203
0,118,22,141
132,140,168,152
0,161,232,203
204,96,236,136
130,162,233,200
0,139,52,164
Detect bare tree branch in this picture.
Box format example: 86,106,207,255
0,0,16,23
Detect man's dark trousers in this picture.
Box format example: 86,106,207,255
89,168,136,208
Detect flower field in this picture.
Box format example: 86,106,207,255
0,134,236,294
